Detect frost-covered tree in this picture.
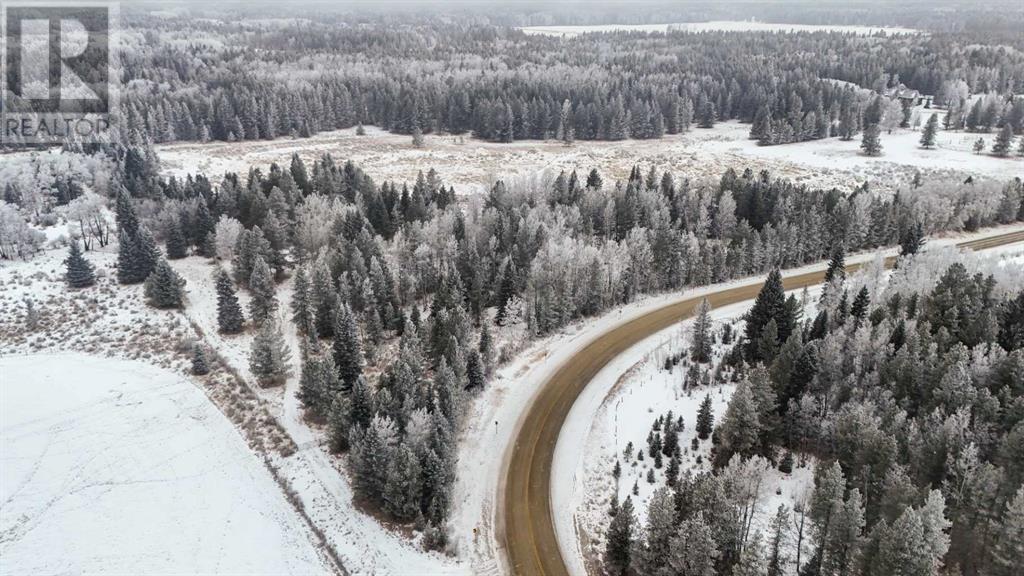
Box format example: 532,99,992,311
191,343,210,375
605,495,635,575
64,239,95,288
691,298,714,363
333,302,363,391
247,255,278,325
697,394,714,440
920,113,939,149
249,320,291,386
215,268,245,333
667,512,718,576
297,349,340,420
144,259,185,309
861,124,882,156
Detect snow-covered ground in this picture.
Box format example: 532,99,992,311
167,256,469,576
553,234,1024,576
155,118,1020,198
520,21,919,37
0,353,331,576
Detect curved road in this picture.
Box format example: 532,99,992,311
501,229,1024,576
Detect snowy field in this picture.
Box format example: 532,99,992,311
155,118,1020,198
0,353,331,576
520,21,919,37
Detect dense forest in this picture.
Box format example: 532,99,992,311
4,129,1019,550
92,7,1024,151
603,248,1024,576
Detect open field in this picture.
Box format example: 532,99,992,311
520,21,920,37
0,353,330,576
156,120,1020,197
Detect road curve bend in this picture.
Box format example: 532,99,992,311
500,229,1024,576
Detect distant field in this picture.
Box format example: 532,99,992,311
157,113,1019,196
519,20,920,37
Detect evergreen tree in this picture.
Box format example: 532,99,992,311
851,286,870,327
992,487,1024,576
215,268,245,333
383,444,422,521
465,349,485,390
992,124,1014,157
698,100,717,129
333,302,363,391
117,227,159,284
249,319,292,386
861,124,882,156
919,113,939,149
899,222,926,257
605,495,635,575
191,343,210,375
667,512,718,576
746,269,793,361
691,298,714,363
165,218,188,259
824,245,846,285
715,379,761,465
297,349,340,420
696,394,714,440
767,505,790,576
248,255,278,325
973,137,986,154
291,265,315,337
64,240,95,288
144,259,185,309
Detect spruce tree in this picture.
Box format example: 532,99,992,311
690,298,714,363
851,286,870,326
861,123,882,156
992,487,1024,576
465,349,485,390
745,269,791,361
824,245,846,284
144,259,185,309
605,495,635,575
191,343,210,375
291,265,315,336
899,221,926,256
992,124,1014,157
333,302,363,391
165,218,188,259
64,240,96,288
919,113,939,149
215,268,245,333
297,349,340,420
248,255,278,325
249,319,292,386
696,394,714,440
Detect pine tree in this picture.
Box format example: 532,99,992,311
248,255,278,325
824,245,846,284
605,495,635,575
333,302,363,391
696,394,714,440
715,379,761,465
64,239,95,288
668,512,718,576
478,322,494,376
919,113,939,149
249,319,292,386
767,505,790,576
690,298,714,363
465,349,485,390
698,100,716,129
851,286,870,326
165,218,188,259
383,444,422,521
746,269,793,361
734,532,768,576
191,343,210,375
297,349,340,420
973,137,986,154
144,259,185,309
992,124,1014,157
311,260,337,338
992,486,1024,576
899,221,926,256
291,265,315,337
412,125,425,148
861,123,882,156
215,268,245,333
118,227,159,285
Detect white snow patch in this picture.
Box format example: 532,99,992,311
0,353,331,576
